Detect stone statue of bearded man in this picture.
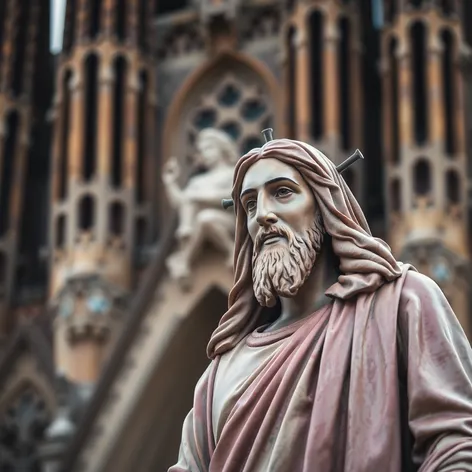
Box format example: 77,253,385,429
170,139,472,472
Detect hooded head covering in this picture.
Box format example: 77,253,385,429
207,139,401,358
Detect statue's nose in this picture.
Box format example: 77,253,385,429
256,198,278,227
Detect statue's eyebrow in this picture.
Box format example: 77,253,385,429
240,177,300,200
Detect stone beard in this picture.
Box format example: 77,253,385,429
252,214,324,307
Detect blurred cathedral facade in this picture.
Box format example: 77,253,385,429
0,0,471,470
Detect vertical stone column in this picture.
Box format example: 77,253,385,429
295,7,310,142
428,33,445,147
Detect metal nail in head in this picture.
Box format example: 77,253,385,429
261,128,274,143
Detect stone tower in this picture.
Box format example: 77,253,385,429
381,0,470,335
49,0,156,384
283,0,364,198
0,0,51,338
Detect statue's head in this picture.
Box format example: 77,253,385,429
207,139,401,358
241,157,324,307
196,128,238,169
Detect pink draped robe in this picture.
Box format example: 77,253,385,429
169,267,472,471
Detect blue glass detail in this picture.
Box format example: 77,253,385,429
241,100,266,121
194,109,217,129
218,84,241,107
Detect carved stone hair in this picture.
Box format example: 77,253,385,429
207,139,402,359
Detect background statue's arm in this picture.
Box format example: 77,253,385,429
399,272,472,470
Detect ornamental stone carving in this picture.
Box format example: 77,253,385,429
51,274,128,343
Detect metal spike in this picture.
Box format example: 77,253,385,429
261,128,274,143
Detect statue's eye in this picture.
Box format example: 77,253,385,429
275,187,292,198
246,200,257,212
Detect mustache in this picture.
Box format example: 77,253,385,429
253,225,293,254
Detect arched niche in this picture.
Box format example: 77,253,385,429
162,51,281,173
388,37,400,163
78,194,95,231
440,28,457,157
56,214,67,249
0,111,20,238
0,252,5,288
445,169,460,205
83,53,99,181
90,0,102,39
63,0,76,54
391,178,401,212
287,26,297,139
308,11,324,141
410,21,428,146
413,158,432,196
59,69,73,200
109,201,126,236
111,56,127,188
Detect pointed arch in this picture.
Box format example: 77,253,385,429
162,50,282,161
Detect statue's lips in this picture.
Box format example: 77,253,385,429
262,234,285,246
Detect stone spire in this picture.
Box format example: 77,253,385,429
49,0,156,384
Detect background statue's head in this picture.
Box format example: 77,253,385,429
207,139,402,359
196,128,238,169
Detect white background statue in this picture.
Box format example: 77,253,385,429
162,128,237,285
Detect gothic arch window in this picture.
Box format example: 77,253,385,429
185,73,273,158
391,179,401,212
135,217,147,248
136,70,148,204
109,201,125,236
59,70,73,200
384,0,397,23
0,386,50,472
440,29,457,156
446,169,460,204
309,11,324,140
338,17,351,151
413,158,432,196
90,0,102,39
0,112,20,238
389,37,400,163
63,0,77,54
11,0,31,98
138,0,149,53
0,0,6,76
79,195,95,231
287,27,297,139
83,54,99,181
116,0,127,41
0,252,5,288
410,22,428,145
56,214,66,248
463,1,472,47
112,56,127,188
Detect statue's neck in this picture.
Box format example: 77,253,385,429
269,244,334,331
